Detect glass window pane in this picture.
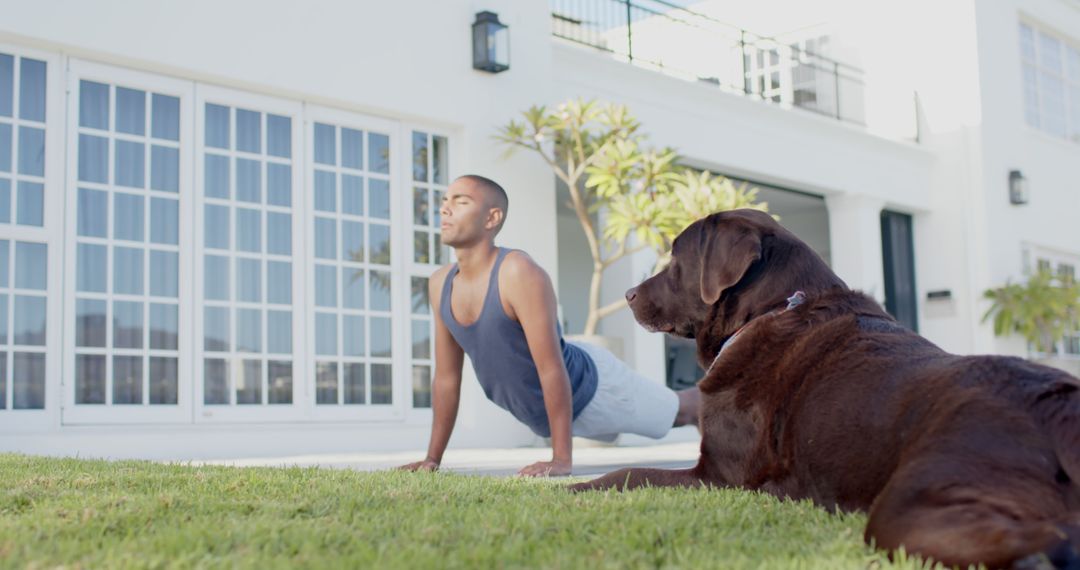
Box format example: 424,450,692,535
412,131,428,182
149,357,178,405
236,258,261,302
268,360,292,404
113,355,143,405
17,126,44,176
433,135,448,185
315,312,337,356
267,114,291,158
113,192,144,241
413,231,430,264
314,123,335,165
205,103,230,149
114,140,145,189
342,268,364,309
0,54,12,117
204,204,229,249
236,109,261,154
236,208,261,253
412,319,431,359
79,80,109,130
314,170,336,212
237,359,262,405
369,133,390,174
342,174,363,215
0,293,8,344
344,363,365,404
235,308,261,353
1040,33,1062,72
413,187,429,225
204,307,230,352
236,158,261,203
204,358,229,404
150,197,179,245
344,315,365,357
113,300,143,349
78,134,108,183
150,145,179,192
76,243,106,292
0,178,8,223
149,302,178,350
113,246,144,295
18,58,46,122
15,241,46,290
77,297,109,347
115,87,146,136
411,276,429,315
13,295,46,345
0,123,10,172
316,361,337,404
13,352,46,409
413,365,432,408
267,310,291,354
204,154,229,199
204,255,230,301
266,261,291,304
0,239,7,287
75,354,106,405
371,363,392,405
151,94,180,141
370,224,390,265
16,181,43,227
315,264,336,307
434,190,443,225
342,220,364,263
342,128,363,169
267,163,291,206
150,250,178,297
266,212,291,255
370,270,391,311
371,317,391,357
78,188,108,237
315,217,336,259
369,178,390,219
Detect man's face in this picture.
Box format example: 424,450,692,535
439,179,500,248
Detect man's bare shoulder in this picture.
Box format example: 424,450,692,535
501,250,551,284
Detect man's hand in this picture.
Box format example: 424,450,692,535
397,459,440,472
517,459,572,477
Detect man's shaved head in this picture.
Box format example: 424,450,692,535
455,174,508,232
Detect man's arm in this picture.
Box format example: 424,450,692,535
398,266,465,472
502,253,574,477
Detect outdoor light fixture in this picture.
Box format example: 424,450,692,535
1009,169,1029,205
472,11,509,73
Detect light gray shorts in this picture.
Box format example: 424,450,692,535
569,341,680,442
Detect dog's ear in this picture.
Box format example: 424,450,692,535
699,222,762,305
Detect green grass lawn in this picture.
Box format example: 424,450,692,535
0,454,944,569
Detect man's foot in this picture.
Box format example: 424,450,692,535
673,387,701,430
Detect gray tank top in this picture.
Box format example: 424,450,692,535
440,248,598,437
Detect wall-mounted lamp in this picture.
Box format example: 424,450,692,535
1009,169,1028,205
472,11,509,73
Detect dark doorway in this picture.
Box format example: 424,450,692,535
880,210,918,332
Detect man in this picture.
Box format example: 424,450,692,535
399,175,700,477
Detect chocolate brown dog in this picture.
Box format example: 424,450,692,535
570,209,1080,569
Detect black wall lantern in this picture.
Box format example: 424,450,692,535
472,11,509,73
1009,169,1029,205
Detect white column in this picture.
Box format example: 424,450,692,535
824,194,886,305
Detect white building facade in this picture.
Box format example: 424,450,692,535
0,0,1075,460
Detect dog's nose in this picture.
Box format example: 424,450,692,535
625,287,638,304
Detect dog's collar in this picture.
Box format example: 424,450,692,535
707,291,806,375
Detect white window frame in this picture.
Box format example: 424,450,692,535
1018,19,1080,143
305,104,406,422
0,43,62,432
61,59,195,425
193,84,307,424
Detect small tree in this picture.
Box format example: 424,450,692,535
983,269,1080,354
496,99,766,335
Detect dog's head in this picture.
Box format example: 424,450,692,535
626,209,844,363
